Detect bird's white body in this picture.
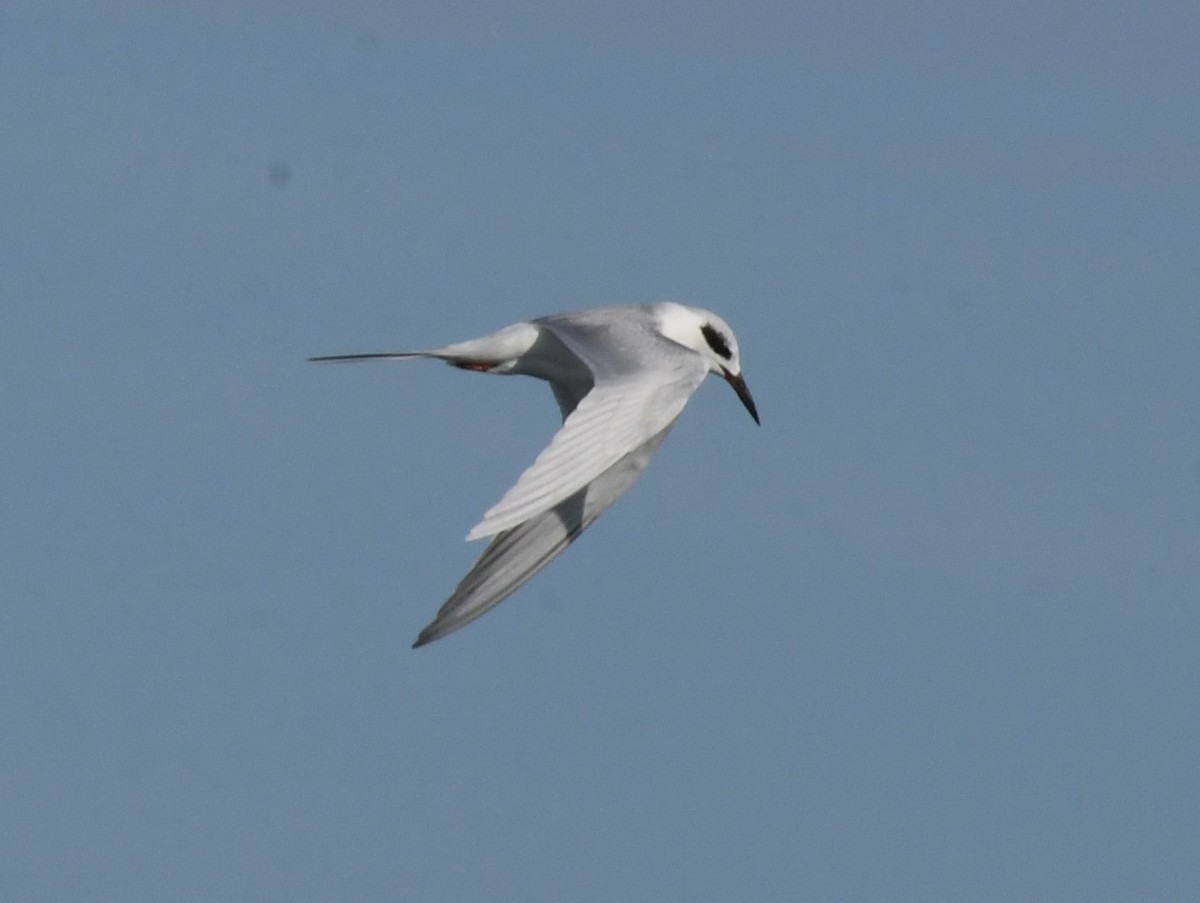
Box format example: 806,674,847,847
312,301,758,647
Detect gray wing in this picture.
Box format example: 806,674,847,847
465,315,707,540
412,425,673,647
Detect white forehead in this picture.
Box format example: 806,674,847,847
653,302,739,357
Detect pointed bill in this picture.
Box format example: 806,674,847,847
722,368,759,425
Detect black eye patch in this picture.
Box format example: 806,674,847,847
700,323,732,360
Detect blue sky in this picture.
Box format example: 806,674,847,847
3,4,1198,900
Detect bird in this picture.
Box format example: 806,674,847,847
310,301,759,647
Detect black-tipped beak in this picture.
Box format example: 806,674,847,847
722,368,760,425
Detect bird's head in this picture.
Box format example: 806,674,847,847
653,302,759,425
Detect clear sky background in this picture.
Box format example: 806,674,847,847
3,3,1198,900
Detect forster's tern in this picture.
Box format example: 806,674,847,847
311,301,758,647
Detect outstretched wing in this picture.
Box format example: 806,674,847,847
413,426,674,646
465,317,707,540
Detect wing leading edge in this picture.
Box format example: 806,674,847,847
413,426,674,646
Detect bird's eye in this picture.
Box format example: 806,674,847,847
700,323,733,360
